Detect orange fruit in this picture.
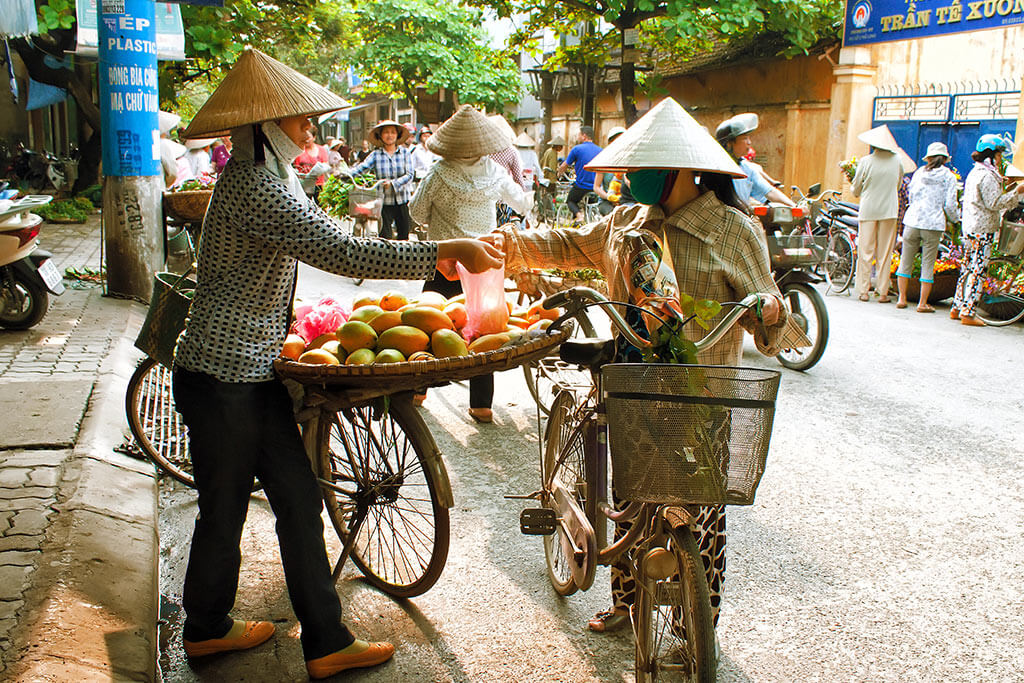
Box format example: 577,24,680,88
528,301,560,321
352,294,380,309
443,302,467,330
507,316,530,329
281,333,306,360
369,310,403,334
379,291,409,311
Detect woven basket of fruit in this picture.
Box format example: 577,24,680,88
274,327,570,389
163,190,213,222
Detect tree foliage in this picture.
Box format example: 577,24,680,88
341,0,523,117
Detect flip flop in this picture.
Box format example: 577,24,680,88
917,304,935,313
896,301,907,309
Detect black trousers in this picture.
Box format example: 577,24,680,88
380,202,411,240
567,184,589,216
422,270,494,409
172,368,354,660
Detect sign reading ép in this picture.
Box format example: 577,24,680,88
99,0,160,177
844,0,1024,47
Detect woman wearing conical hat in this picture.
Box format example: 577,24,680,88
174,49,500,680
349,119,415,239
409,104,533,423
484,97,808,637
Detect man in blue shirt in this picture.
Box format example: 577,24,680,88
715,113,795,210
558,126,602,222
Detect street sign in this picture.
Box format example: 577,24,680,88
843,0,1024,47
77,0,185,61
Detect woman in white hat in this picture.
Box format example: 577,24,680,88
184,137,216,178
410,125,439,179
895,142,960,311
349,119,415,239
851,124,907,302
513,131,542,185
409,105,533,422
158,110,186,188
483,97,807,636
175,49,500,679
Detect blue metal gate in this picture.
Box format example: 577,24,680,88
873,83,1019,176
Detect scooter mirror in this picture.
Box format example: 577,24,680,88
808,182,821,197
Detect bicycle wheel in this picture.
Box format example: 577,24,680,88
634,519,716,683
319,398,450,598
974,256,1024,326
776,281,829,371
522,313,597,415
125,357,194,486
541,390,596,596
824,230,855,294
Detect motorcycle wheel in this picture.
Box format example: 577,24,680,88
0,267,49,329
776,282,828,371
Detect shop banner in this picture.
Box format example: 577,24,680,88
844,0,1024,47
77,0,185,61
99,0,160,176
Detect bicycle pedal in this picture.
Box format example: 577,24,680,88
519,507,557,535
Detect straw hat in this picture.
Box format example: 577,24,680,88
158,110,180,135
427,105,513,158
514,132,536,148
548,135,566,147
487,114,516,147
584,97,744,177
857,124,917,172
183,48,350,139
368,119,411,147
185,137,217,150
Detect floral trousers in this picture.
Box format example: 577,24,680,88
953,233,995,317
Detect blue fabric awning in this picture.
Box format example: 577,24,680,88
0,0,39,38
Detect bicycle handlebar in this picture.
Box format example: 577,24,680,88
543,287,768,354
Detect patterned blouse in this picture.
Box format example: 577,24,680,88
498,191,808,366
962,161,1020,235
175,158,438,382
350,147,415,205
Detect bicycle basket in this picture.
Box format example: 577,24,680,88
766,234,828,268
603,364,780,506
348,187,382,219
134,271,196,369
997,219,1024,256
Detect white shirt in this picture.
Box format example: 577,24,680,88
851,150,902,221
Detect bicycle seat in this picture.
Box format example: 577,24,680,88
559,338,615,368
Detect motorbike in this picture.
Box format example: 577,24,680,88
0,194,65,329
4,143,76,192
752,187,830,371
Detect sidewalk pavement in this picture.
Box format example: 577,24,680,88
0,213,158,681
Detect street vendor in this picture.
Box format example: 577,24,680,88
482,97,807,635
174,48,500,681
409,104,533,423
349,119,415,239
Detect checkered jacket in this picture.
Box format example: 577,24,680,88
350,147,415,204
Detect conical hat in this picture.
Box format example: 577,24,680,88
185,137,217,150
427,105,512,158
488,114,516,145
1005,164,1024,179
183,48,350,139
159,110,181,134
584,98,743,177
548,135,565,147
856,124,916,172
514,132,535,147
368,120,411,147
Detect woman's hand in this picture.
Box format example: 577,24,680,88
436,238,504,280
479,232,505,253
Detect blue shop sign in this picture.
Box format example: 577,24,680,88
844,0,1024,46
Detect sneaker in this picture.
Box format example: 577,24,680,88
306,642,395,679
183,620,275,658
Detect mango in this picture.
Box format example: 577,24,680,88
345,348,376,365
430,328,470,358
337,320,378,354
320,340,343,360
374,348,406,364
376,325,430,356
408,351,436,362
298,348,340,365
443,302,467,330
349,305,384,324
446,293,466,305
352,294,380,309
528,301,561,321
507,316,530,329
414,291,448,310
402,306,455,335
307,332,338,350
527,319,552,331
281,333,306,360
468,332,511,353
379,291,409,311
369,310,403,334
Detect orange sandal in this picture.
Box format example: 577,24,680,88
588,609,630,633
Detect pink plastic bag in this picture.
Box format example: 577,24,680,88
457,264,509,340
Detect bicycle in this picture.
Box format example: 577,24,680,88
792,185,857,295
958,215,1024,326
513,287,780,683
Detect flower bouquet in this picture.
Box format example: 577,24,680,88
839,157,858,183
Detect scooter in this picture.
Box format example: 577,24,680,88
0,194,65,329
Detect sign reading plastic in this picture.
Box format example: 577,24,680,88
99,0,160,177
844,0,1024,46
77,0,185,61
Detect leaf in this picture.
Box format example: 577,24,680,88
59,14,75,29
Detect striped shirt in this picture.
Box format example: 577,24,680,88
499,191,808,366
175,158,438,382
350,147,415,204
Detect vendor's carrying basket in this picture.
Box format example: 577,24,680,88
134,271,195,369
162,190,213,222
348,187,382,220
766,234,827,269
997,219,1024,256
603,364,781,506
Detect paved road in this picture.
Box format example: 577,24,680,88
158,269,1024,682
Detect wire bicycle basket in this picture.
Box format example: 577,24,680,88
603,364,781,506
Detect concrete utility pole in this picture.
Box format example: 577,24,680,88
98,0,163,301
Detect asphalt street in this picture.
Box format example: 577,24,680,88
156,266,1024,682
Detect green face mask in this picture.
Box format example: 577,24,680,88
626,169,672,205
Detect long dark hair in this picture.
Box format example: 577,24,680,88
925,156,948,170
972,148,999,163
699,171,746,213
